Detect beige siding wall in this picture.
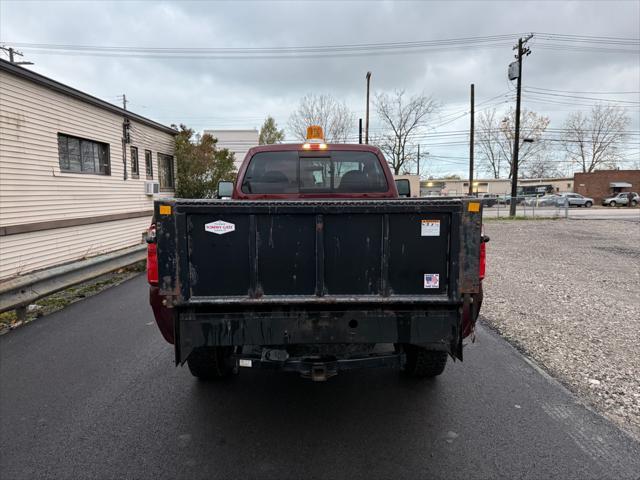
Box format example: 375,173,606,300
0,70,175,280
0,217,150,279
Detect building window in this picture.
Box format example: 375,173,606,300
130,146,139,179
57,133,110,175
158,153,175,190
145,150,153,179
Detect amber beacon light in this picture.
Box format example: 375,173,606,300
302,125,327,150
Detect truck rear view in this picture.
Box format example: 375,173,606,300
148,128,485,381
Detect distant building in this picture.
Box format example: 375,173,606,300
428,177,574,196
204,129,259,170
0,59,176,281
574,170,640,203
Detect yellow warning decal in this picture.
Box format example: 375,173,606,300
159,205,172,215
468,202,480,212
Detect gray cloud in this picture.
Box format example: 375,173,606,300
1,0,638,176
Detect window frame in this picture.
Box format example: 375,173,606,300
130,146,140,179
241,151,388,195
57,133,111,175
158,152,175,190
145,149,153,180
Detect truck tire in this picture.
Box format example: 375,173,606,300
402,345,448,378
187,346,235,380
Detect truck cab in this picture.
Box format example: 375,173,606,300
147,126,486,381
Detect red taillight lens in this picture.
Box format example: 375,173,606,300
146,224,158,285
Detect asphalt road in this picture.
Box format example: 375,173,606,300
1,275,639,480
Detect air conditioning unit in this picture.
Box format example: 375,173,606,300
144,180,159,196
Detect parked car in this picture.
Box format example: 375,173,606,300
556,192,594,208
524,194,560,207
497,194,524,205
479,193,498,207
602,192,639,207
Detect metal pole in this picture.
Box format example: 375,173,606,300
417,144,420,177
359,118,363,144
468,83,475,196
509,39,523,217
365,72,371,144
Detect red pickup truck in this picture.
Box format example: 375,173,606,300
147,127,486,381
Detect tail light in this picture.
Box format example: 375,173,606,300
146,224,158,285
479,224,488,280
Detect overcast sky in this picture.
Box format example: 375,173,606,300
1,0,639,177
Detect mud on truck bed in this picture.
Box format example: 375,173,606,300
149,197,484,381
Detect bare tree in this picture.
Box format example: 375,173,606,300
476,109,503,179
562,104,630,173
374,90,438,175
522,153,561,179
476,107,550,178
288,94,355,143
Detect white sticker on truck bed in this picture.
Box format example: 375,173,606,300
421,219,440,236
205,220,235,235
424,274,440,289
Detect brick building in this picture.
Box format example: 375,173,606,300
574,170,640,204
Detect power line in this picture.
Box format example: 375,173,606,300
522,89,640,105
526,86,640,95
5,31,638,62
4,34,525,54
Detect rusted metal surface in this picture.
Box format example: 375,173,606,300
177,308,458,364
458,200,483,295
155,198,481,364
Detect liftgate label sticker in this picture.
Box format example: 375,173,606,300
424,274,440,289
421,219,440,236
205,220,235,235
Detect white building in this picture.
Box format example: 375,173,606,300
0,59,176,281
204,129,259,170
441,177,574,196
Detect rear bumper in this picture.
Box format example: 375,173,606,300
176,306,462,364
233,352,405,381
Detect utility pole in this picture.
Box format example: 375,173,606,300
121,94,128,111
359,118,363,144
365,71,371,144
468,83,475,196
1,46,34,66
509,35,533,217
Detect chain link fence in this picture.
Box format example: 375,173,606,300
484,194,569,218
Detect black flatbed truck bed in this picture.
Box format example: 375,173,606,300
154,198,483,380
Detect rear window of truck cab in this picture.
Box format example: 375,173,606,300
241,150,388,194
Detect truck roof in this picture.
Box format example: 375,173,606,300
244,143,383,156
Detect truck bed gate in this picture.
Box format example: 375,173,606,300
155,199,482,363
